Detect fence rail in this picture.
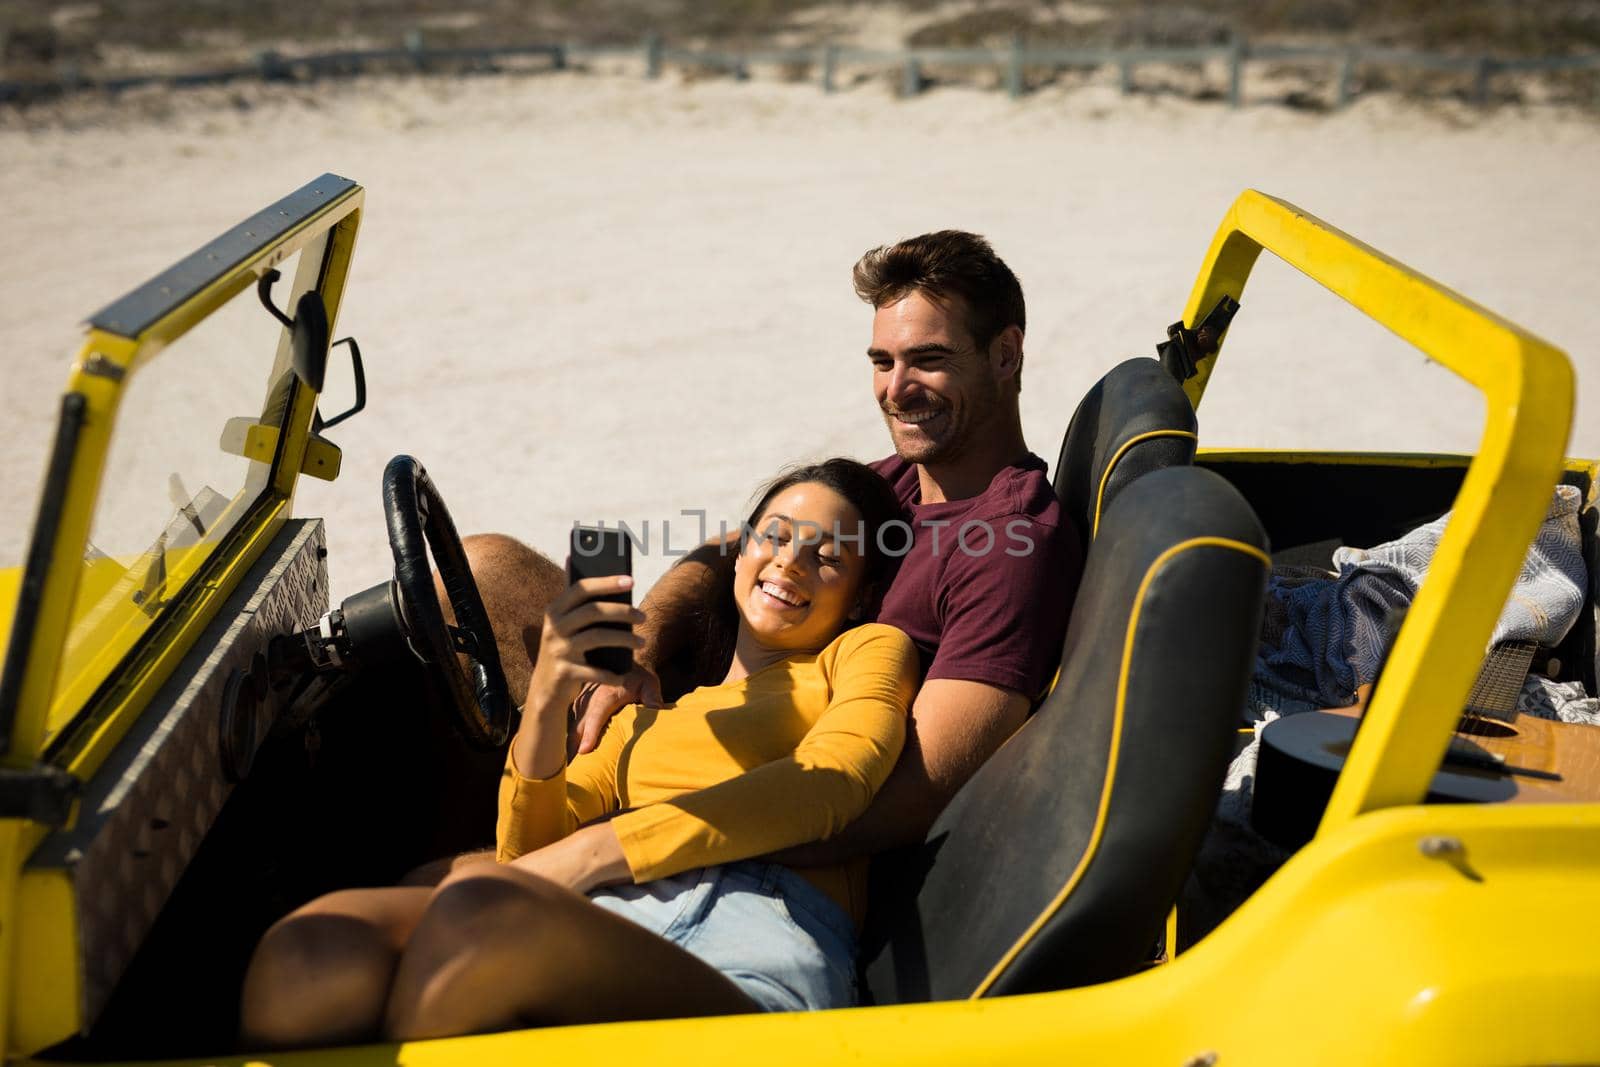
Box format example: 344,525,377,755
4,33,1599,108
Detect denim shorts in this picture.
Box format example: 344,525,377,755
586,860,858,1012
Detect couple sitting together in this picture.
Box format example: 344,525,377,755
241,230,1085,1045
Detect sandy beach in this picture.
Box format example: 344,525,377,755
4,71,1599,598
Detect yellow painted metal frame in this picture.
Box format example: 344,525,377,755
1,183,363,1056
1180,190,1574,829
39,802,1590,1067
1196,448,1472,470
8,188,1598,1065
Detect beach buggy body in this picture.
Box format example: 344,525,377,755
0,177,1597,1066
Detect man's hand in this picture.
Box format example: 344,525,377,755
570,664,663,756
507,823,631,895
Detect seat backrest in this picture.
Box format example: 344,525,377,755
1054,357,1198,541
859,466,1269,1003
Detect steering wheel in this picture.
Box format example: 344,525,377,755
379,454,514,748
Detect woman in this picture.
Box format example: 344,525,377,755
241,458,917,1046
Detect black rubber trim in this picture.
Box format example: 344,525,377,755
0,392,88,758
0,764,81,825
87,173,358,339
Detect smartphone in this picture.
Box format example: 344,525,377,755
567,525,634,678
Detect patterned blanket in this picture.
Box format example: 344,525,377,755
1255,483,1590,709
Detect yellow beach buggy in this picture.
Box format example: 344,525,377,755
1,177,1595,1066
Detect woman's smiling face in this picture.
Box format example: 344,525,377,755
733,481,868,654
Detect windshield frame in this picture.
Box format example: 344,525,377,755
0,174,363,781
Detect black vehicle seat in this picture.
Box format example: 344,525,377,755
1055,357,1199,541
858,466,1269,1002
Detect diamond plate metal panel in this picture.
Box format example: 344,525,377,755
29,519,327,1029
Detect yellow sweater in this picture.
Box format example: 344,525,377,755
496,623,918,923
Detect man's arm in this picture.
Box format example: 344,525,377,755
571,532,739,752
633,533,739,676
772,678,1029,865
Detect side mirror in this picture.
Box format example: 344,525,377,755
291,290,329,393
256,269,329,392
317,336,367,431
257,269,365,432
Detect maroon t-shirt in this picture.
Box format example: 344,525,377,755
869,454,1083,698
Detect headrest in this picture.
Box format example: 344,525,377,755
1054,357,1198,539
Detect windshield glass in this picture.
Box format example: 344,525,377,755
39,253,306,746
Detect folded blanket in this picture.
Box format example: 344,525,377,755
1255,484,1588,708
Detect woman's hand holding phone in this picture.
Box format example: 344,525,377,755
515,576,646,779
532,575,646,698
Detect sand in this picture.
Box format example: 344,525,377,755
3,72,1599,600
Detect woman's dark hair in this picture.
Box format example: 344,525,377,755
741,457,904,593
687,458,903,687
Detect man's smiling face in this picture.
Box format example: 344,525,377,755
868,289,1004,467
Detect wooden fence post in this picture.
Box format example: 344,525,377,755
1227,35,1244,108
644,33,663,79
902,55,921,97
1473,56,1494,105
1007,33,1025,99
57,60,84,92
255,49,281,81
821,45,838,93
1336,47,1356,108
1118,54,1134,94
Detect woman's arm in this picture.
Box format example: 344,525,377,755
496,575,642,861
496,714,632,862
514,574,643,777
506,822,632,894
605,625,919,883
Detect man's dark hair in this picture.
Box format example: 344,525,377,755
852,230,1026,350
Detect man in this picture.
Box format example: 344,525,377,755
459,230,1083,858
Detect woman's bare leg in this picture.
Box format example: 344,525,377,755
384,864,757,1041
240,886,432,1049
